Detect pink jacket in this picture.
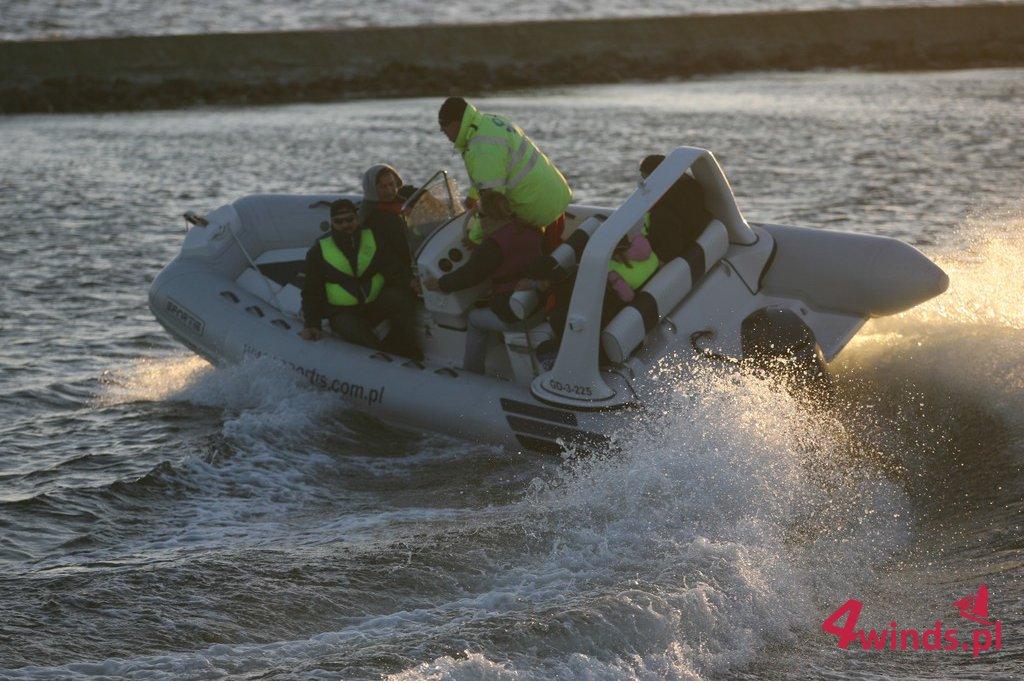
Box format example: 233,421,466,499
607,234,654,303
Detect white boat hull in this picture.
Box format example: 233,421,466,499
149,147,947,452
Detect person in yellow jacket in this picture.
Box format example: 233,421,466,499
438,97,572,251
299,199,422,360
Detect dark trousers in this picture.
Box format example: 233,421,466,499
547,275,626,340
538,275,625,365
328,285,422,360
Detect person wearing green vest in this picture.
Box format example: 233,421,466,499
607,233,659,303
531,231,660,370
300,199,422,360
438,97,572,251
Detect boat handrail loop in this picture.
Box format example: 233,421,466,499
533,146,755,405
223,214,285,315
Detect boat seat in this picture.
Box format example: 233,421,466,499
509,290,541,322
237,268,304,316
503,322,555,384
509,216,604,320
601,219,730,364
255,247,308,288
256,247,308,265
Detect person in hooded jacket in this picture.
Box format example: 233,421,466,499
360,164,417,291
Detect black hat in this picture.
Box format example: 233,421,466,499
639,154,666,178
438,97,468,127
329,199,358,217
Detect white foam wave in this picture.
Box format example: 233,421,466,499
8,361,914,680
386,365,916,679
839,210,1024,430
89,354,430,556
904,208,1024,330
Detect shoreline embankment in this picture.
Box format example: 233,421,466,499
2,4,1024,114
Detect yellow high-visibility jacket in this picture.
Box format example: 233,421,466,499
454,102,571,228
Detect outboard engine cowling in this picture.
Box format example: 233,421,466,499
740,306,830,388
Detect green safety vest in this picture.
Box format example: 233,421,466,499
466,214,485,244
319,230,385,306
464,185,486,244
608,251,659,291
454,103,572,228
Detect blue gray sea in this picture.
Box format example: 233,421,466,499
1,0,1019,40
1,66,1022,678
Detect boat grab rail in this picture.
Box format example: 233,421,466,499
533,146,756,405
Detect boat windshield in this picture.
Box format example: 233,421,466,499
403,170,465,256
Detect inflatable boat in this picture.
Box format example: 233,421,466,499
149,147,948,453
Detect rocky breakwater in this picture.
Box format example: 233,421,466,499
2,4,1024,114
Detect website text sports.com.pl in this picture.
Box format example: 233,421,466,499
243,344,385,407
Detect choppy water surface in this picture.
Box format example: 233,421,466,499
0,69,1022,679
1,0,1020,40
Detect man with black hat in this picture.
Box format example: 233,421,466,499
438,96,571,253
299,199,422,360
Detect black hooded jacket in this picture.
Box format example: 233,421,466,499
360,163,413,275
647,174,712,262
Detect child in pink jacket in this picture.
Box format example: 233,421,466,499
607,233,657,303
